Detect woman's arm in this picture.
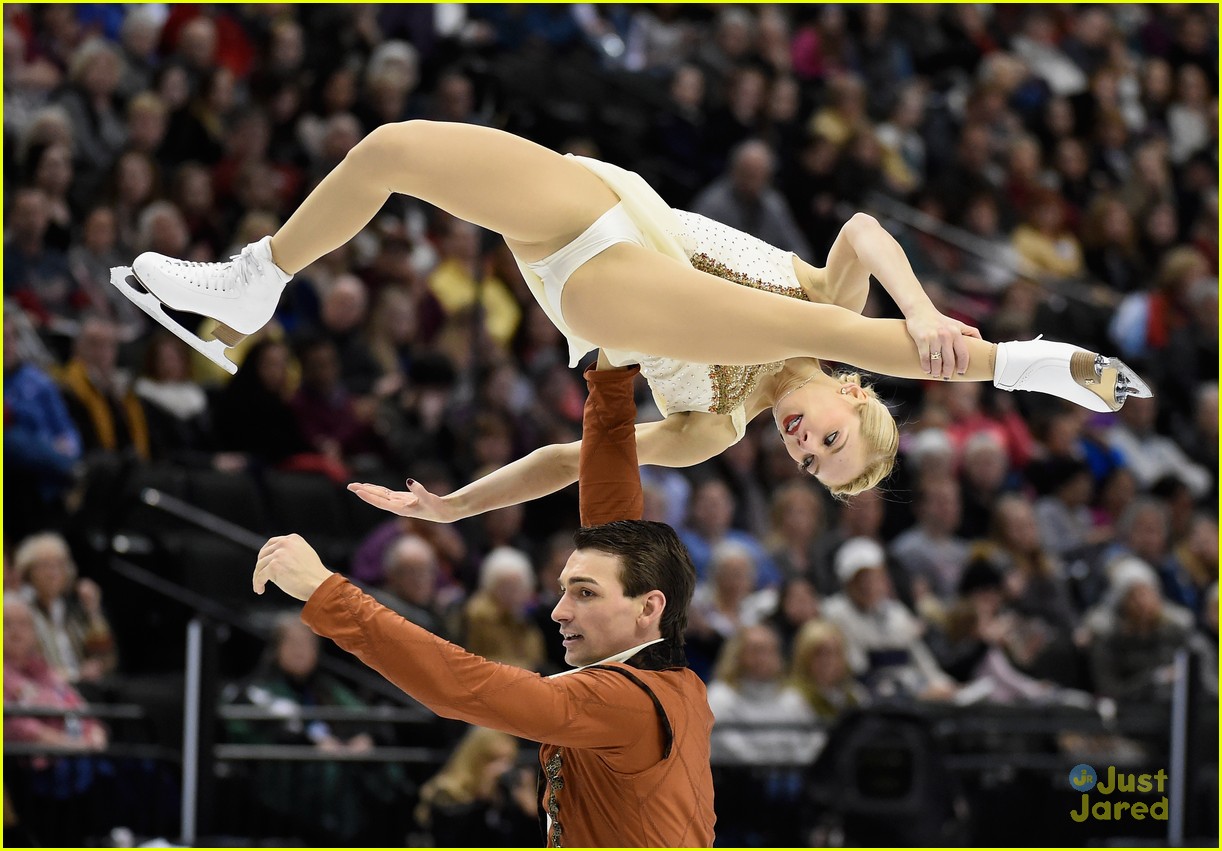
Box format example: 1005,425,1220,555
825,213,934,315
347,411,738,522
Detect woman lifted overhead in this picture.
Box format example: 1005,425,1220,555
114,120,1148,499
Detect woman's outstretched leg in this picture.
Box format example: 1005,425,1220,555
118,121,618,372
271,121,619,272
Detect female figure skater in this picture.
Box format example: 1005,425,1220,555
116,121,1147,501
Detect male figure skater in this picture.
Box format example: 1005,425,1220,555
253,358,715,846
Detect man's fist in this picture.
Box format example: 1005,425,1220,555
253,535,333,601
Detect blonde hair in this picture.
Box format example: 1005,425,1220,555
827,372,898,498
789,619,858,718
415,726,519,827
14,532,75,582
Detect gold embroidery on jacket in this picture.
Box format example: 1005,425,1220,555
545,749,564,847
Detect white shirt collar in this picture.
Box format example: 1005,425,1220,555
547,638,664,679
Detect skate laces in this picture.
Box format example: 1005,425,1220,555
172,243,266,292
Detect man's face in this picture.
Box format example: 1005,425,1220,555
551,549,656,668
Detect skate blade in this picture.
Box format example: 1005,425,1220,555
109,266,238,374
1070,353,1152,411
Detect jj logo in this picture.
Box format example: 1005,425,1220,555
1070,764,1097,792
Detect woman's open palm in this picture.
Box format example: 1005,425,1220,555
346,480,458,523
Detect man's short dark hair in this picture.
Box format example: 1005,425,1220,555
572,521,696,644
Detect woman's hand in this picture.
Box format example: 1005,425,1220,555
346,479,460,523
904,307,981,379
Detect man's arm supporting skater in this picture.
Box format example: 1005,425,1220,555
251,350,715,846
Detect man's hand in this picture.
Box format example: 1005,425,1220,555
253,535,334,601
346,479,459,522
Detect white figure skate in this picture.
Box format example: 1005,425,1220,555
993,338,1152,413
109,236,292,374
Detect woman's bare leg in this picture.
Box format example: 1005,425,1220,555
270,121,620,273
565,243,997,381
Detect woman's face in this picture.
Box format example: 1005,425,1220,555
117,153,154,204
998,500,1040,554
739,627,783,683
808,636,847,686
779,491,821,540
83,207,117,251
713,555,755,601
774,382,870,490
153,338,191,382
26,548,72,601
35,144,73,195
256,344,290,393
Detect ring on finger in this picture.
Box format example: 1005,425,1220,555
930,352,943,360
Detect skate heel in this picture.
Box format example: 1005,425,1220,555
212,323,246,348
1071,352,1152,412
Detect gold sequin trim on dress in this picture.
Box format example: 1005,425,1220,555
706,362,784,415
690,253,812,300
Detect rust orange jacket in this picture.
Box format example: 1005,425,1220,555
303,364,715,846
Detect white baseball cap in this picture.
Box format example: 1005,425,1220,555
835,537,886,584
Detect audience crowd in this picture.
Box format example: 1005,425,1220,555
4,3,1217,845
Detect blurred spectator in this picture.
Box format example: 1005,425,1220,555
26,142,74,251
426,219,521,349
764,481,834,594
679,478,779,588
890,476,970,603
300,273,384,396
373,534,451,639
5,186,78,328
66,206,146,341
3,597,109,847
984,495,1079,636
624,6,696,73
14,532,117,684
58,316,150,460
56,39,127,196
4,310,81,530
212,338,314,468
1011,190,1085,280
937,559,1093,705
414,726,538,847
222,615,407,845
1082,194,1146,295
1162,513,1218,615
707,624,819,765
823,537,956,700
789,619,868,721
107,149,160,252
1104,394,1211,499
1089,557,1201,701
691,139,812,256
460,547,546,671
290,336,387,472
763,574,824,659
134,334,215,461
957,431,1015,540
1033,457,1108,559
1167,64,1211,165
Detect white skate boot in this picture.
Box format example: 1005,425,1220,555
993,338,1152,413
109,236,292,374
